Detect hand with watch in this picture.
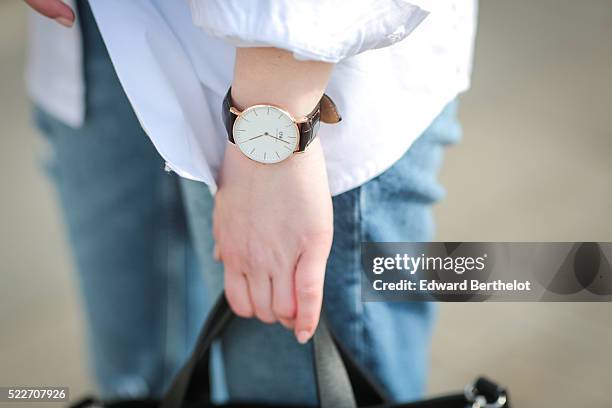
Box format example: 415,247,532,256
213,47,340,344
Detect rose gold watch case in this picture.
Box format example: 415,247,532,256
230,104,301,163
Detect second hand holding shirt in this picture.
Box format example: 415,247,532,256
28,0,477,195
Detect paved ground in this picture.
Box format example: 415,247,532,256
1,1,611,407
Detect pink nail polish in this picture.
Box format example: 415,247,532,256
54,17,74,28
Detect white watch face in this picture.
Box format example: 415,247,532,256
233,105,299,164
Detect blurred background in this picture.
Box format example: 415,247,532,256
1,1,611,407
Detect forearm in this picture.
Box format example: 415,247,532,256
231,47,334,118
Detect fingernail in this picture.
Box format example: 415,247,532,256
54,17,74,28
297,331,310,344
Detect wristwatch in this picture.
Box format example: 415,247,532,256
222,87,341,164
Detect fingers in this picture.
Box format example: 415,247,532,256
24,0,74,27
224,268,253,318
272,266,296,322
220,241,327,339
218,242,278,324
246,273,276,324
294,246,328,344
225,266,289,325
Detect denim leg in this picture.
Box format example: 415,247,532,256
326,101,462,402
32,1,207,399
180,101,461,404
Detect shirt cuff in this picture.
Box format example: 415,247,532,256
189,0,429,63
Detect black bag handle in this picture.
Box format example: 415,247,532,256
160,295,510,408
161,295,389,408
160,295,232,408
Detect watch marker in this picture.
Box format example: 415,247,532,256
275,151,281,159
250,147,256,154
263,152,267,160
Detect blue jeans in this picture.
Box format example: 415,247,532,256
33,1,461,404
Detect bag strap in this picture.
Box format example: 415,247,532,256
161,295,389,408
160,295,509,408
312,318,357,408
73,294,508,408
161,296,232,407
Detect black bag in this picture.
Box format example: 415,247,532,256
72,296,510,408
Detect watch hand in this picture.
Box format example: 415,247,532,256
246,133,267,141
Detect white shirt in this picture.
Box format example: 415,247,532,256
27,0,477,195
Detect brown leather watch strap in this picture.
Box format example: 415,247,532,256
297,101,322,152
222,87,238,144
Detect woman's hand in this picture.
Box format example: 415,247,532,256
214,47,335,344
23,0,74,27
214,139,333,344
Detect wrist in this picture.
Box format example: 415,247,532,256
225,137,324,169
230,85,323,120
232,47,333,118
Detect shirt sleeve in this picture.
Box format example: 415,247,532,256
188,0,430,63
